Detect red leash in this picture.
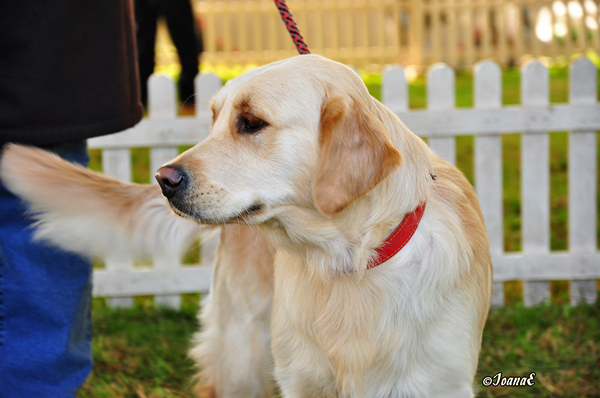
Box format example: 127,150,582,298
274,0,310,54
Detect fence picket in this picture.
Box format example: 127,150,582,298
591,1,600,50
530,4,543,57
102,148,135,308
464,7,475,66
521,60,551,307
496,6,508,66
150,146,181,309
147,76,178,170
447,0,458,67
513,5,524,64
197,228,220,307
574,2,587,51
568,57,598,305
195,72,222,119
481,5,492,59
148,74,182,308
382,66,408,112
430,3,442,66
151,147,182,309
148,74,177,119
151,146,182,309
474,60,504,307
427,63,456,165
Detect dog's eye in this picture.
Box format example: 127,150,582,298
238,113,267,134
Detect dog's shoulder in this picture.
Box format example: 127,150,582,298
428,155,493,315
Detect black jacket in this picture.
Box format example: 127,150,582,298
0,0,143,146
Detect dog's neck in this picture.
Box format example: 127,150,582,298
261,99,434,276
262,158,432,276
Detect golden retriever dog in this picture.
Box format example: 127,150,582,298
156,54,493,397
1,54,492,397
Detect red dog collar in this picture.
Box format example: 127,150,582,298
367,202,426,269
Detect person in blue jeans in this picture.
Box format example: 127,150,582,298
0,1,143,396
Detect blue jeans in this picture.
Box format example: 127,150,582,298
0,141,92,397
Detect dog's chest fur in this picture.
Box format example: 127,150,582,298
269,239,477,398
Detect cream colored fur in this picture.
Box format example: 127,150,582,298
0,54,492,398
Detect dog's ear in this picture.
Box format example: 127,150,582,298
313,95,402,216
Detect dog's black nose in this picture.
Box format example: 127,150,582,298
155,166,185,199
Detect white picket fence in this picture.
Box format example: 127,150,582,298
88,57,600,308
183,0,600,69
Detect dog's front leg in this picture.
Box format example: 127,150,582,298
190,225,276,398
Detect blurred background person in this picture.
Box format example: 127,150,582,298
135,0,204,107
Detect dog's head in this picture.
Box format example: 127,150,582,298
156,55,402,225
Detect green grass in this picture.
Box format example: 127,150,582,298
81,301,600,397
477,303,600,397
79,297,201,398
